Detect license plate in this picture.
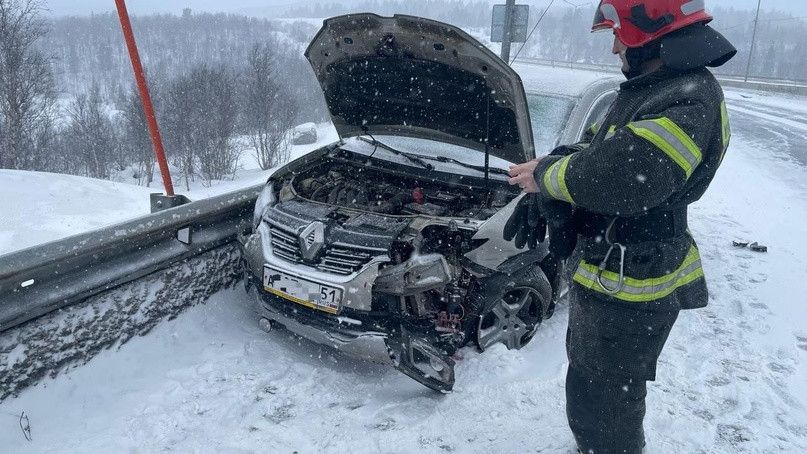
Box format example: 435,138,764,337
262,266,342,314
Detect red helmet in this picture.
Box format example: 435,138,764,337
592,0,713,48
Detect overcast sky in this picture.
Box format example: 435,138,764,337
46,0,807,18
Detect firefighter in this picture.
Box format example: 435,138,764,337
505,1,737,452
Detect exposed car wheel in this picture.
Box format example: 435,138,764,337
474,267,552,351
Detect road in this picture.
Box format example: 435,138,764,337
515,57,807,91
725,90,807,167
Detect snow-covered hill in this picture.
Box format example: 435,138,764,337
0,124,338,256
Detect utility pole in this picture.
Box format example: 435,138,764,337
744,0,762,82
501,0,516,62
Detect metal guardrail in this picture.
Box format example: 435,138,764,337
514,57,807,90
0,184,263,332
515,57,622,74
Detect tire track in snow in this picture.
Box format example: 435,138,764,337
647,104,807,452
727,102,807,168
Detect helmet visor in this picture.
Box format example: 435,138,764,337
592,1,621,32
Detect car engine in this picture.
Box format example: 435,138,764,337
286,162,512,219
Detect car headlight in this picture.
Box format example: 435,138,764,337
253,182,275,230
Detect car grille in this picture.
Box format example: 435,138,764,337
268,226,303,262
269,224,378,275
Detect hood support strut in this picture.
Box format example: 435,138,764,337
484,86,491,207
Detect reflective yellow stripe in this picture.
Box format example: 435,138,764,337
719,100,731,164
556,156,574,203
264,287,339,314
543,160,561,200
627,117,702,179
572,246,703,302
542,155,575,203
589,122,600,135
604,125,616,140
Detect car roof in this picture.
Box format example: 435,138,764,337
514,63,622,99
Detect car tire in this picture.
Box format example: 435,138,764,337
471,266,552,352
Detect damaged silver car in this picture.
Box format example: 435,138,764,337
239,14,617,391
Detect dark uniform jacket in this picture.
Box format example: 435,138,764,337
534,66,731,312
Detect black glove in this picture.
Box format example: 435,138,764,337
541,199,577,261
503,194,547,249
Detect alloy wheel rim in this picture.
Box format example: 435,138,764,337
476,286,543,351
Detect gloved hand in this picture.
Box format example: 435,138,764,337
503,194,547,249
542,199,577,261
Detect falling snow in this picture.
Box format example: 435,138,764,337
1,68,807,453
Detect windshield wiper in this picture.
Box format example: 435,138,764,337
358,136,433,171
432,155,510,176
357,136,511,177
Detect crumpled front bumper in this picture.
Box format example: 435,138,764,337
240,222,389,312
246,283,393,365
239,224,458,391
238,223,393,364
247,284,455,391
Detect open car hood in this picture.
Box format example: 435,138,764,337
305,14,534,164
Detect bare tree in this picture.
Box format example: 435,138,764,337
63,83,118,179
0,0,56,170
119,80,158,186
163,64,239,189
242,43,299,170
163,74,195,191
195,66,239,185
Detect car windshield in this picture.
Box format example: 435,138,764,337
527,93,576,156
366,135,516,170
369,94,575,167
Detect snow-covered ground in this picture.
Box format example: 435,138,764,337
1,66,807,452
0,124,339,256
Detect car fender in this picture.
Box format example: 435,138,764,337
464,193,549,272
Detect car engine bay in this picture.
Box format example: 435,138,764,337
285,158,513,219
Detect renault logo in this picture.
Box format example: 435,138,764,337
298,221,326,262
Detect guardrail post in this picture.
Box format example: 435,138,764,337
150,193,191,212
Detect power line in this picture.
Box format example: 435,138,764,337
723,20,755,30
765,15,807,22
561,0,591,7
723,15,807,30
510,0,556,65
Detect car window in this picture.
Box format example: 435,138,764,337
526,94,576,156
579,90,618,142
